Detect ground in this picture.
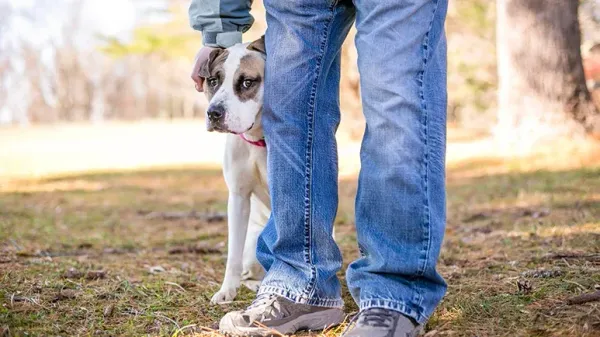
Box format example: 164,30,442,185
1,123,599,337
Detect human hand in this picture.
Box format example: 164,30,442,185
191,46,216,92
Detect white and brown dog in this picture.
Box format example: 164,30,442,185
199,37,269,304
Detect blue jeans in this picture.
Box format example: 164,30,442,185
256,0,448,324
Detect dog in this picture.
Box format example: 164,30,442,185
199,37,269,304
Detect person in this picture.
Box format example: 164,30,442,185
189,0,448,336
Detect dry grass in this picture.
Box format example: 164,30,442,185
1,124,600,336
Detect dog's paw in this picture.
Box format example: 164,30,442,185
210,287,237,304
241,280,261,292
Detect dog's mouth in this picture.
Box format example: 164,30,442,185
231,123,255,135
208,123,255,135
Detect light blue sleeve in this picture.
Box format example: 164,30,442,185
189,0,254,48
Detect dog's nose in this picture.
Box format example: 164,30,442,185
207,105,225,121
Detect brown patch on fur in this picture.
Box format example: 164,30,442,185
247,36,266,54
202,49,229,99
234,54,264,102
199,49,226,77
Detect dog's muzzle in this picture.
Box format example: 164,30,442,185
207,104,226,131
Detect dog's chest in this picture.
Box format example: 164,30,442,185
223,135,268,193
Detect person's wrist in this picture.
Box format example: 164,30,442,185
202,31,243,48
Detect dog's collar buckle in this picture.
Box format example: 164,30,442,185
239,134,266,147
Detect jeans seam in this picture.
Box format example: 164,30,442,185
416,0,440,309
301,1,337,300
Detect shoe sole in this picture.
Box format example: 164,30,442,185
220,308,345,337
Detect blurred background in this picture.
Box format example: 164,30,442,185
0,0,597,127
1,0,599,178
2,1,600,336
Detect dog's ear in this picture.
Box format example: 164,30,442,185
247,35,266,55
199,48,224,78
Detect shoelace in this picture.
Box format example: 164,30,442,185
242,293,283,323
350,308,396,329
245,293,278,312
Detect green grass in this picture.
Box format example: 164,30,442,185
1,165,599,336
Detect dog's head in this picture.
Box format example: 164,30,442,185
199,36,266,134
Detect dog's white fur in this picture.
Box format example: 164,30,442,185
202,42,270,304
207,45,264,135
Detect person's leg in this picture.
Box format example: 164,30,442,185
218,0,355,335
256,0,355,305
346,0,449,326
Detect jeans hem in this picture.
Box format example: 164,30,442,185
258,285,344,308
360,299,427,325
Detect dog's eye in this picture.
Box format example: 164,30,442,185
242,79,254,89
208,78,219,88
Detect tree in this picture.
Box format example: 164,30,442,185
496,0,600,143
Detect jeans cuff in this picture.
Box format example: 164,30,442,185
258,285,344,308
360,298,427,325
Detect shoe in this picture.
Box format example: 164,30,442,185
219,293,345,336
342,308,421,337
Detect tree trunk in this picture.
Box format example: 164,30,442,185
496,0,600,143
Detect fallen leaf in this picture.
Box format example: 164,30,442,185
63,268,82,279
10,295,28,302
16,251,37,257
52,289,78,302
103,304,114,317
517,279,533,294
85,270,106,280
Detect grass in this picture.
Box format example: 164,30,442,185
1,132,600,336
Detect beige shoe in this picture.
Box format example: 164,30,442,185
219,293,344,336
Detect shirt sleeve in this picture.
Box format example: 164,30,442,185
189,0,254,48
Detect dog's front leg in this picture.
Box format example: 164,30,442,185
210,191,251,304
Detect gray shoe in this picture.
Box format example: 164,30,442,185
342,308,421,337
219,293,345,336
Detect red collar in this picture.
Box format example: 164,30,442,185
239,134,266,147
